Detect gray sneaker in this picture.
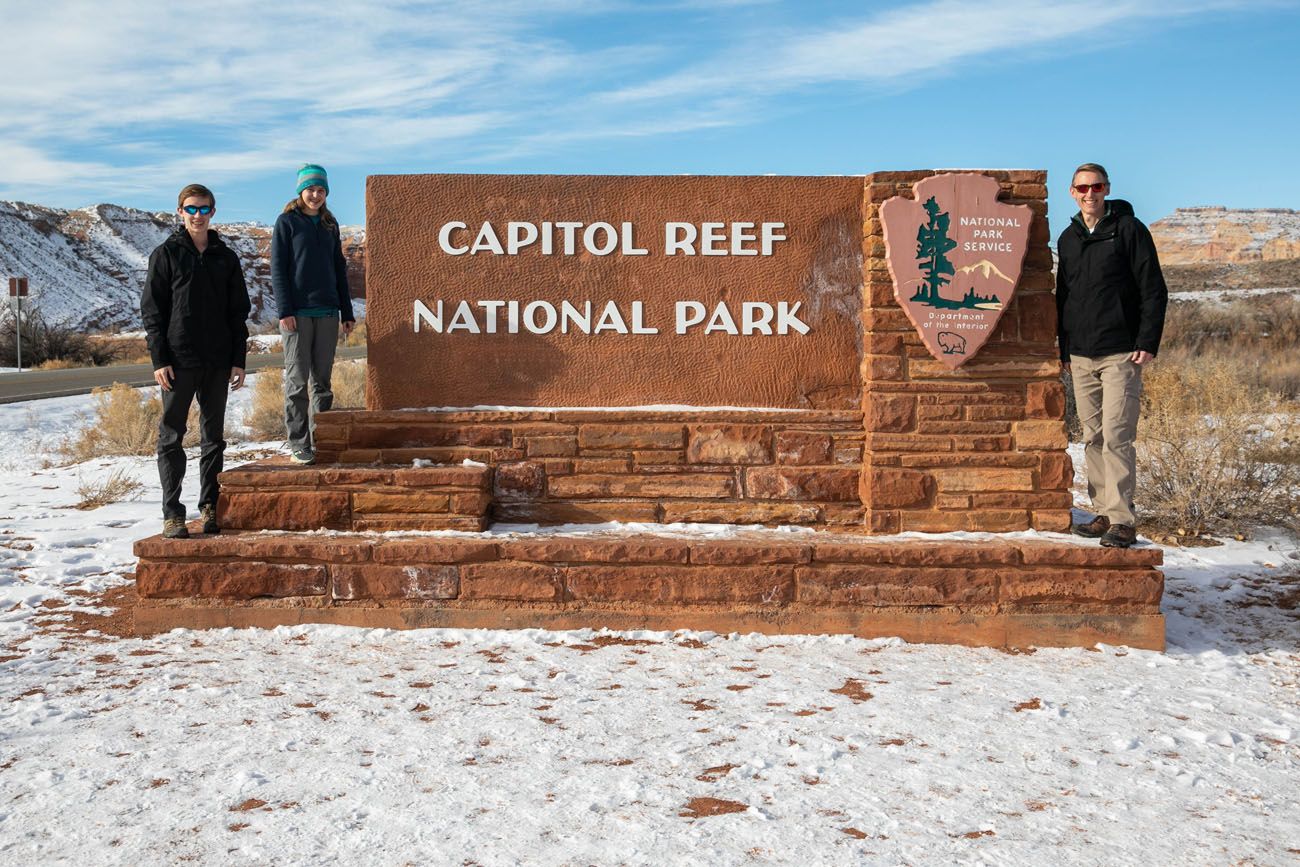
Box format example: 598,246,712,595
200,504,220,535
163,517,190,539
290,448,316,465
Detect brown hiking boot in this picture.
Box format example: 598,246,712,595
1100,524,1137,548
162,517,190,539
1071,514,1110,538
200,504,220,535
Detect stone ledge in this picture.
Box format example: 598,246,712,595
133,602,1165,651
133,530,1164,649
134,530,1163,568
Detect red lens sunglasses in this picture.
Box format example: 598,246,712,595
1072,182,1107,194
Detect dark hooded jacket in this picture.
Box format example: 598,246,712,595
141,228,251,370
1055,199,1168,363
270,208,355,321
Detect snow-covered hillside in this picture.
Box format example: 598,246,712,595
0,201,364,332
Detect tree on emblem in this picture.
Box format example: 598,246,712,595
911,196,957,306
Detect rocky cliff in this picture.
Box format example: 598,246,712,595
0,201,365,332
1150,207,1300,264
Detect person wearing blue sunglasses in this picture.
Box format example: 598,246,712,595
271,164,357,465
141,183,252,539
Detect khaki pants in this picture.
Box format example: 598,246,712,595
1070,353,1143,526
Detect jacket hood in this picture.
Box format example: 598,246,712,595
1071,198,1135,232
167,227,229,251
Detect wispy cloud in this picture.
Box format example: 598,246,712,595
0,0,1276,207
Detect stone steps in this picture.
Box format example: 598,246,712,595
216,458,492,532
133,529,1165,649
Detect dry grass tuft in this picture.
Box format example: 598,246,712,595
1137,357,1300,535
58,383,161,462
333,360,366,408
244,368,286,441
35,358,80,371
56,382,227,463
342,318,367,347
74,467,144,509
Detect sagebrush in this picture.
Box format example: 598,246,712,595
333,359,366,408
58,381,237,463
243,368,286,441
1136,358,1300,534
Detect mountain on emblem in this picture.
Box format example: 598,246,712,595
957,259,1016,284
881,174,1033,369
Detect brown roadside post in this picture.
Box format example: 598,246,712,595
8,277,29,372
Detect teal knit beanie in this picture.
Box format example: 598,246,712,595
296,164,329,195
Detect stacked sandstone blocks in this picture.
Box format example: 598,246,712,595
133,531,1164,648
132,168,1168,649
312,409,864,527
217,459,492,532
860,170,1072,534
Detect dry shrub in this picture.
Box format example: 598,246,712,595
333,359,366,408
1137,357,1300,534
1163,293,1300,354
1163,294,1300,399
342,318,367,347
59,383,160,461
1,310,121,368
58,383,211,463
244,368,286,441
35,358,80,371
75,467,144,509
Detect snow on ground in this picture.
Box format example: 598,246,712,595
1,386,1298,865
1170,286,1300,304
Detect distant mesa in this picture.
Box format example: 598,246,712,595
1151,206,1300,265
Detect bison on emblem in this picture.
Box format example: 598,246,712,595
937,331,967,355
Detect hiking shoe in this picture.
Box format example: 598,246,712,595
162,517,190,539
1100,524,1137,548
290,448,315,465
1071,514,1110,538
200,504,220,535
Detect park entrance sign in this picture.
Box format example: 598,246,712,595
133,170,1166,651
365,175,864,410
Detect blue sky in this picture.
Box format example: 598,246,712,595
1,0,1297,236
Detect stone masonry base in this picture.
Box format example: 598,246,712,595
133,529,1165,650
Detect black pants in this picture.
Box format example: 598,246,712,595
157,366,230,520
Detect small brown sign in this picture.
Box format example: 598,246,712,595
7,277,28,297
881,174,1031,368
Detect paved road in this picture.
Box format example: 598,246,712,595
0,345,367,404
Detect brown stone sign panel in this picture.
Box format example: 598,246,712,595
881,173,1032,368
366,175,864,410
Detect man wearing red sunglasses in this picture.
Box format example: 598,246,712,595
1055,163,1168,548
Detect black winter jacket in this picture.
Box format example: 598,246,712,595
1055,199,1168,363
141,229,251,370
270,209,356,321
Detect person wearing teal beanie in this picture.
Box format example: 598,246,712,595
271,164,356,465
296,164,329,196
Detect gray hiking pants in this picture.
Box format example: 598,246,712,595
282,315,339,452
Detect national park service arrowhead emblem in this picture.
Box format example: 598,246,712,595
881,174,1033,368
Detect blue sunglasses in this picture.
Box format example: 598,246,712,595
182,205,214,216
